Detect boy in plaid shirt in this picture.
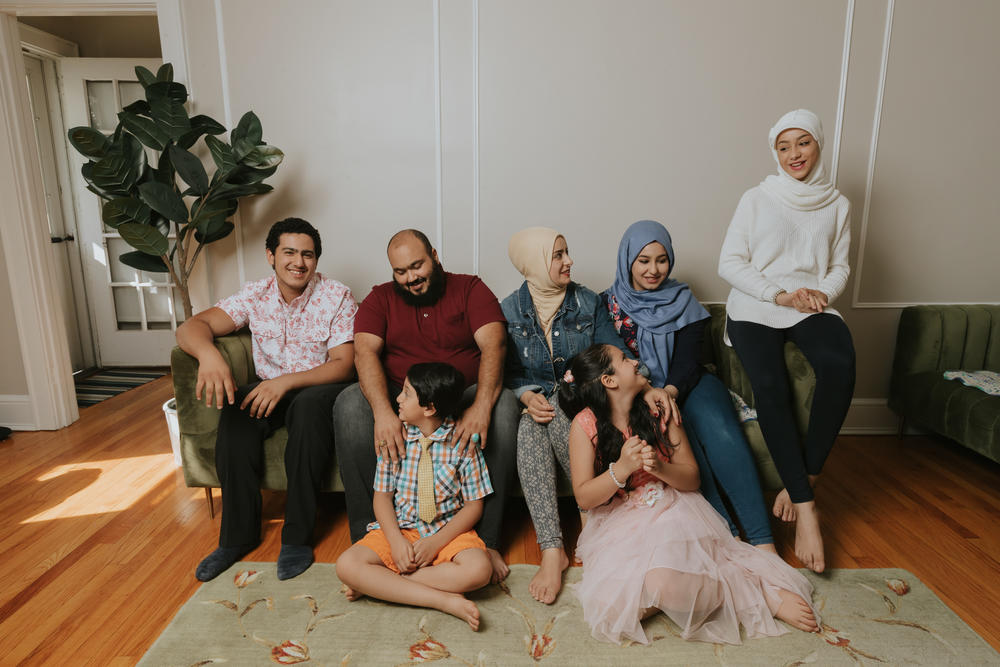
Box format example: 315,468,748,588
337,362,493,630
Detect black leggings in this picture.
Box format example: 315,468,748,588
727,314,855,503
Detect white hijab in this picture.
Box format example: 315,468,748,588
759,109,840,211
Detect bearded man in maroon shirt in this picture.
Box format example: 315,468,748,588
334,229,519,582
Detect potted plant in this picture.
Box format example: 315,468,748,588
66,63,283,464
66,62,283,320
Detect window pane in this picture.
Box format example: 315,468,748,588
143,285,173,324
118,81,145,109
108,237,141,283
113,287,142,329
86,81,117,132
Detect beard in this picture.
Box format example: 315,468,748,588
392,260,447,307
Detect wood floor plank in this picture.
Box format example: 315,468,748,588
0,375,998,664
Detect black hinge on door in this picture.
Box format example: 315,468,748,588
50,234,75,243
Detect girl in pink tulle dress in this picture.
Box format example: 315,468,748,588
558,344,819,645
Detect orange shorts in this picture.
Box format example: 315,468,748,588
357,528,486,574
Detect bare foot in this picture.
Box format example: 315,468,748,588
775,589,819,632
772,488,796,522
439,594,481,631
754,543,778,556
793,501,825,573
529,548,569,604
341,584,362,601
487,548,509,584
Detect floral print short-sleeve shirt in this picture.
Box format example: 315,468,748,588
216,273,357,380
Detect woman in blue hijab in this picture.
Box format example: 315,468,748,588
604,220,774,552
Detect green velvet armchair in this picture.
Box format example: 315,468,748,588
170,330,345,516
889,305,1000,464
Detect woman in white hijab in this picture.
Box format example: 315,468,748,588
501,227,675,604
718,109,856,574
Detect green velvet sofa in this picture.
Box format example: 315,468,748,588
171,331,345,516
171,305,812,516
889,305,1000,464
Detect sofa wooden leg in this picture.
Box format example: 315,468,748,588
897,417,905,438
205,487,215,518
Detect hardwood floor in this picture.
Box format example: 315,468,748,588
0,375,998,664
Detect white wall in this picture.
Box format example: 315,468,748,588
159,0,1000,431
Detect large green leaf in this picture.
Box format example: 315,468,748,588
119,250,169,273
177,115,226,149
134,65,157,88
81,164,116,200
156,63,173,82
205,135,237,176
119,112,169,150
122,99,151,116
67,127,108,158
150,97,191,140
84,133,147,197
168,144,208,195
138,181,188,224
102,197,152,228
232,137,255,162
146,81,188,103
242,145,284,169
225,164,277,185
118,222,169,256
194,220,234,244
152,148,175,186
231,110,262,146
191,197,237,228
207,182,273,202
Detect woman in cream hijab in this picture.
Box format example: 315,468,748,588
500,227,671,604
718,109,856,574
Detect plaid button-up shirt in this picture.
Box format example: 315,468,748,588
368,419,493,537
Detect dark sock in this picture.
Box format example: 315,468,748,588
195,545,254,582
277,544,314,580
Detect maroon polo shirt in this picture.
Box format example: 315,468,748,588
354,272,505,388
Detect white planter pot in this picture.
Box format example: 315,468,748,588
163,398,182,467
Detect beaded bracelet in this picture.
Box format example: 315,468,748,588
608,462,626,489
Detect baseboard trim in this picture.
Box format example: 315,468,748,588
0,394,36,430
842,398,898,435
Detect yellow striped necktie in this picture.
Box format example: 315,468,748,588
417,436,437,523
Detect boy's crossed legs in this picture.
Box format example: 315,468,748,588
337,529,492,630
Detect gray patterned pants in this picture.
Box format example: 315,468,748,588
516,389,573,551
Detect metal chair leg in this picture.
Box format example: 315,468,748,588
204,487,215,518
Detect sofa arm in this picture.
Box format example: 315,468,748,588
170,330,257,437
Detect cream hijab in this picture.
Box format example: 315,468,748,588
508,227,566,350
759,108,840,211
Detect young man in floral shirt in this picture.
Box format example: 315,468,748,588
177,218,357,581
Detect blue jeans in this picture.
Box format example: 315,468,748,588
681,373,773,545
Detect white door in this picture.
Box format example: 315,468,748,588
59,57,184,366
23,53,95,372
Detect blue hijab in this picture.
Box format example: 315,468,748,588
607,220,709,387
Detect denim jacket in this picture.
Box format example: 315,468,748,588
501,281,634,399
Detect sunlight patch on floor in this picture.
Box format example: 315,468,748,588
22,453,175,523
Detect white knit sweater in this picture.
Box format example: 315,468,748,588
718,186,851,337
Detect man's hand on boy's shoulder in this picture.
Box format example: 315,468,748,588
412,533,445,568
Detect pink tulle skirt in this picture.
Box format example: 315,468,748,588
574,481,818,645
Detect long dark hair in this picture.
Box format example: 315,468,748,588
558,344,672,486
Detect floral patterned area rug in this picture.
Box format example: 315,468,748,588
140,564,998,666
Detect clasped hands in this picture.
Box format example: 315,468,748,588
776,288,828,314
616,434,661,477
389,533,442,573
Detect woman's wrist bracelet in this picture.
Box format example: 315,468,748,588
608,462,626,488
772,288,787,305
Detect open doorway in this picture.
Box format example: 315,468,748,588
18,14,171,406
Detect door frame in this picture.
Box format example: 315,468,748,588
0,0,188,429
